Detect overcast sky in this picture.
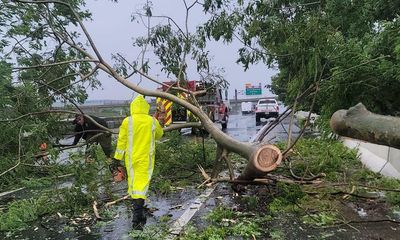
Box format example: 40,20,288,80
83,0,278,100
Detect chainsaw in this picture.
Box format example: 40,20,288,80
109,164,126,182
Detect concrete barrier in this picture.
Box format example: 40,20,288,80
341,137,400,179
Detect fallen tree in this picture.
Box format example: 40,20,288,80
330,103,400,149
3,0,282,182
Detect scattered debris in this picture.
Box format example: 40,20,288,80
169,204,182,210
197,164,212,188
343,185,356,199
356,208,368,217
104,195,130,207
92,201,102,219
0,187,26,198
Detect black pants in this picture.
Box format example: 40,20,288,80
132,199,146,230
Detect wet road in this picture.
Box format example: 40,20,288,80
223,105,299,143
97,107,300,239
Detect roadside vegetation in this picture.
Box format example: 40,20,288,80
2,120,399,238
0,146,111,231
178,135,400,239
0,132,216,235
152,131,216,194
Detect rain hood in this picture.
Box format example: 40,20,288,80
130,95,150,115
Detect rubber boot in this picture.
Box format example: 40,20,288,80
132,198,146,230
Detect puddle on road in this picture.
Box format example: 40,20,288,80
96,186,204,239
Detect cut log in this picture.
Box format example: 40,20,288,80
237,145,282,181
330,103,400,149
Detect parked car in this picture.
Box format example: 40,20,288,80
255,99,279,122
241,102,253,114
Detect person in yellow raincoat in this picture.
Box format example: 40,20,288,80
110,95,164,230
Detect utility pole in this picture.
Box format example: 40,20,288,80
234,89,238,107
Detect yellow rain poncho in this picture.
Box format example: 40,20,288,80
114,95,164,199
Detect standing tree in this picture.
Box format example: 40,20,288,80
199,0,400,118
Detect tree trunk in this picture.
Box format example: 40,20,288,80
237,144,282,181
330,103,400,149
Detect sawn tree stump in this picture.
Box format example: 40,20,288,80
237,144,282,181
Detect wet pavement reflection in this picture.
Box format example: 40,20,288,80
223,105,299,143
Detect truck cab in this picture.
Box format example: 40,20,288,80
158,80,229,129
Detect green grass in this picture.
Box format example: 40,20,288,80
129,223,169,240
152,131,216,194
270,229,285,240
0,144,113,232
270,138,400,227
286,138,360,182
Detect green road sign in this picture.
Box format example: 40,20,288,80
245,88,262,95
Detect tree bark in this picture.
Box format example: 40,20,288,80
330,103,400,149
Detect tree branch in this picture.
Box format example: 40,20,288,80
0,111,114,135
135,13,188,40
34,78,84,114
13,59,98,71
42,65,98,102
0,128,23,178
15,0,106,64
163,122,202,132
0,110,78,122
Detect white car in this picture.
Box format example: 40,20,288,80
255,99,279,122
241,102,253,114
